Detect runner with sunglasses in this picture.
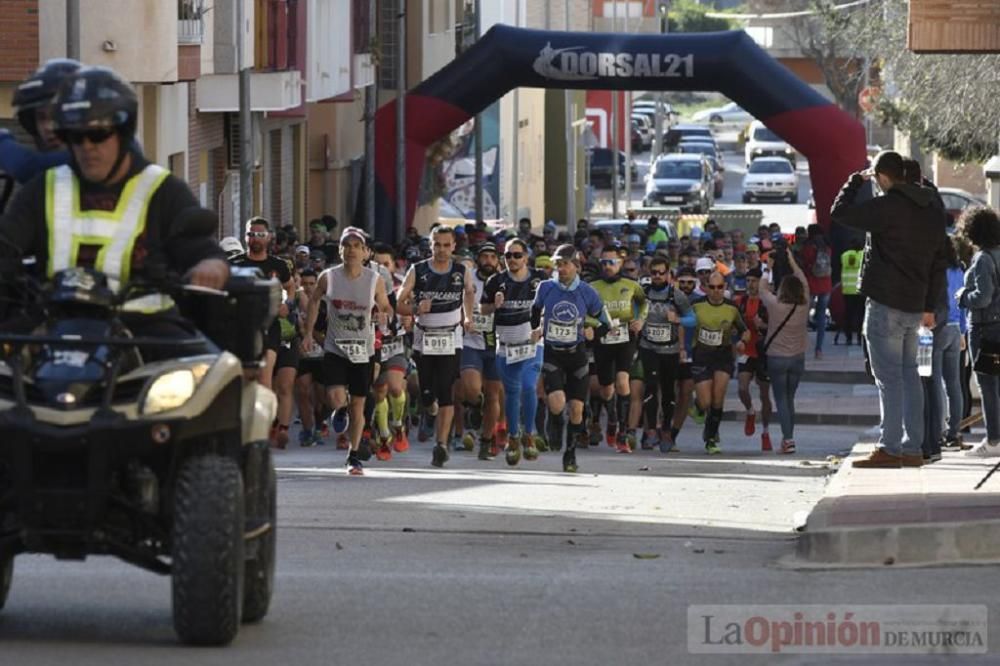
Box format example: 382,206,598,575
588,244,648,453
480,239,547,464
638,256,695,453
532,245,611,473
669,266,700,449
691,272,750,454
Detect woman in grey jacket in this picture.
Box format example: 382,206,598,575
956,206,1000,457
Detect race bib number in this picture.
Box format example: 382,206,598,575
472,312,494,333
547,320,577,344
382,337,404,359
423,330,456,356
698,328,724,347
644,323,672,344
602,322,629,345
338,339,369,364
505,342,536,365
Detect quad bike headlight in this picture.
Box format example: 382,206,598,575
141,363,210,415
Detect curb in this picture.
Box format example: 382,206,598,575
793,517,1000,568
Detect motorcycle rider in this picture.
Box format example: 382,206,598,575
0,66,228,350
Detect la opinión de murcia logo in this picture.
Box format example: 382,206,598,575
532,42,695,81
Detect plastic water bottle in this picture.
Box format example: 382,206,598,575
917,326,933,378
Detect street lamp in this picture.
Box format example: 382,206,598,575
652,2,670,159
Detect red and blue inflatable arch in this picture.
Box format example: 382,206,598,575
374,25,866,243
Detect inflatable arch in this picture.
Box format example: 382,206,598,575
374,25,866,242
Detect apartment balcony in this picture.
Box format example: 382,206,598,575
196,69,303,112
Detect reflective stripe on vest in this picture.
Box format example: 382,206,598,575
46,164,170,293
840,250,863,296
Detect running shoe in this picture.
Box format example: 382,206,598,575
496,421,509,448
346,453,364,476
298,428,316,448
505,434,522,466
331,408,350,435
534,434,550,453
658,430,675,455
431,443,450,468
462,432,477,451
606,423,618,448
627,429,639,451
689,405,706,426
615,431,632,454
375,441,393,461
524,434,541,461
392,426,409,452
779,439,796,455
761,431,773,452
478,437,495,461
744,411,756,436
705,438,721,455
641,429,658,451
450,433,465,452
941,435,964,451
562,448,578,473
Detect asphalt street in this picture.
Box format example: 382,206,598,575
595,128,817,234
3,422,998,665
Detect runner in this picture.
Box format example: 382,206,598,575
294,269,327,447
396,225,476,468
734,267,774,452
481,239,546,465
370,243,411,458
302,227,393,475
532,245,611,473
459,243,503,455
638,256,694,453
690,272,750,454
588,244,648,452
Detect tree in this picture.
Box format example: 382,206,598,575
669,0,736,32
792,0,1000,163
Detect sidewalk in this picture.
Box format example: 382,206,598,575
793,438,1000,567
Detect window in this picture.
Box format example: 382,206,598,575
748,160,793,175
753,127,783,142
654,161,701,180
379,0,400,89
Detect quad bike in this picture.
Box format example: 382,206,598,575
0,256,281,646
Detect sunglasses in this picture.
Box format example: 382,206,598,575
246,231,269,238
600,258,620,266
650,270,668,276
707,285,725,291
60,128,116,145
696,269,711,274
505,252,525,259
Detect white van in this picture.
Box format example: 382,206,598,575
744,120,797,168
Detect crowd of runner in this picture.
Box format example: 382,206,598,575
224,213,822,475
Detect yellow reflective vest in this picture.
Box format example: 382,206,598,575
840,249,863,296
45,164,169,294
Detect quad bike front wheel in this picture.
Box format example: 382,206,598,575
171,454,245,646
242,445,276,624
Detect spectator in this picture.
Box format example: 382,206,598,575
956,206,1000,458
646,216,668,245
801,224,834,358
831,150,949,468
760,247,810,454
926,237,967,460
837,237,865,345
308,218,339,263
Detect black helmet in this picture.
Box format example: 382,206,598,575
13,58,82,136
52,66,138,138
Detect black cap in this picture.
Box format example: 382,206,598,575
553,244,576,262
476,242,498,256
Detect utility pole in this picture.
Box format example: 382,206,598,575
396,1,407,243
363,0,377,235
66,0,80,59
474,0,484,223
510,0,520,227
610,0,619,218
653,2,669,160
237,0,254,233
623,0,632,214
564,0,576,235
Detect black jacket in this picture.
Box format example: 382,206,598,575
830,175,948,314
0,149,224,281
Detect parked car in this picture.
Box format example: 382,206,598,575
692,101,754,126
663,124,714,153
744,120,796,168
588,147,637,189
741,156,799,203
631,114,654,150
643,153,714,213
675,142,725,198
939,187,987,226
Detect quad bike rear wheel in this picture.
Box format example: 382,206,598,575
171,454,245,646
